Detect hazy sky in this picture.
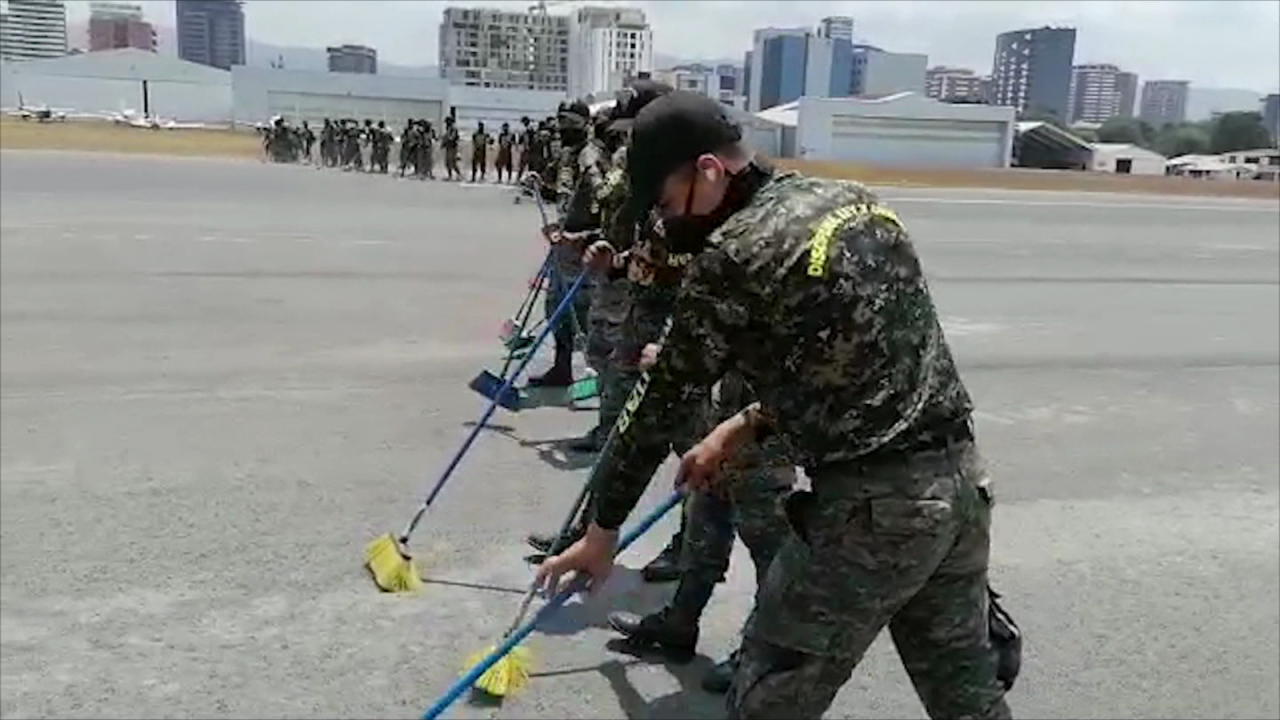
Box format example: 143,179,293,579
66,0,1280,91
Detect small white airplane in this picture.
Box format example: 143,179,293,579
5,93,72,122
105,106,207,130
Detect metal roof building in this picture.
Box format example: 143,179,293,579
0,47,231,122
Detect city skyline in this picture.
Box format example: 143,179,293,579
55,0,1279,93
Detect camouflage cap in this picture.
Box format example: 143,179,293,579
608,79,673,132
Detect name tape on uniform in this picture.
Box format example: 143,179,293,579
807,203,906,278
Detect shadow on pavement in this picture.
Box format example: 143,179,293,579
535,566,673,636
599,650,725,720
420,577,527,596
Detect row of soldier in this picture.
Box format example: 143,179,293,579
505,84,1019,719
260,113,571,184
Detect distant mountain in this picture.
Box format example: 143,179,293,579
1186,87,1264,121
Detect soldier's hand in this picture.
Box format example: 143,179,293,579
678,412,754,493
535,523,619,595
583,240,615,273
638,343,662,371
541,222,562,244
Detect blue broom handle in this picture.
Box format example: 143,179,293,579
511,252,552,330
399,272,588,542
421,490,685,720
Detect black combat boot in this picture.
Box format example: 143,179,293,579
527,326,574,387
567,425,605,453
525,522,586,555
607,608,698,663
701,649,740,693
641,529,683,583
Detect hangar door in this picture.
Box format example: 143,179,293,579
266,91,444,129
826,116,1005,169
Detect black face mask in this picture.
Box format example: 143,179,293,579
661,161,772,253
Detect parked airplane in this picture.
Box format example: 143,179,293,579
4,93,72,122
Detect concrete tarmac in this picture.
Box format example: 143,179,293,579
2,151,1277,719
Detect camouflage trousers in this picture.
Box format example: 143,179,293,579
729,442,1011,720
587,277,630,378
545,258,590,362
670,461,794,622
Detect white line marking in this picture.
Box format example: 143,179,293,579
887,196,1279,213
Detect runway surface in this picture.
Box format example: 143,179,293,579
2,150,1277,719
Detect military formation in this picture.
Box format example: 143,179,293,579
496,82,1022,719
258,112,570,184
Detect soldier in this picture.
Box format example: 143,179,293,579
526,100,592,390
537,92,1012,720
495,121,515,184
419,120,437,179
470,121,492,182
319,118,335,167
516,115,535,181
526,82,690,583
370,120,391,174
399,119,418,177
300,120,315,164
442,116,461,181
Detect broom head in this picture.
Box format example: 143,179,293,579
567,375,599,402
364,533,422,593
464,644,533,698
467,369,523,411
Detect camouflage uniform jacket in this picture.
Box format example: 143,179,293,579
562,139,613,233
590,172,974,529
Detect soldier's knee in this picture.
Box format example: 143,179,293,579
728,639,840,720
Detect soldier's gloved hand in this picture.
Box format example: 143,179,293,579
678,411,754,493
583,240,615,273
637,343,662,371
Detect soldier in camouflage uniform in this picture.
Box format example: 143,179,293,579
527,101,593,389
538,92,1011,720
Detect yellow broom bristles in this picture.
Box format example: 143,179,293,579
464,644,533,698
364,534,422,593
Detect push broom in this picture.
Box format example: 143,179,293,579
364,272,590,593
422,489,686,719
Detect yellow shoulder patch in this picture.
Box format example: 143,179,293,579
806,203,906,277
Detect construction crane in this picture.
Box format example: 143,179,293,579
528,0,571,15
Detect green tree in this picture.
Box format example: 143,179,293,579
1097,117,1149,146
1155,125,1210,157
1209,112,1274,153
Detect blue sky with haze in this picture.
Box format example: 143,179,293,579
65,0,1279,92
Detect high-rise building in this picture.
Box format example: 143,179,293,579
852,45,927,97
817,16,853,42
741,50,752,108
327,44,376,74
0,0,67,61
1116,71,1138,118
1068,63,1132,124
439,6,569,92
747,25,857,111
88,2,155,53
1139,79,1189,125
991,26,1076,119
1263,94,1280,145
656,63,743,108
714,63,741,107
926,66,989,103
748,27,809,111
176,0,244,70
568,5,651,99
